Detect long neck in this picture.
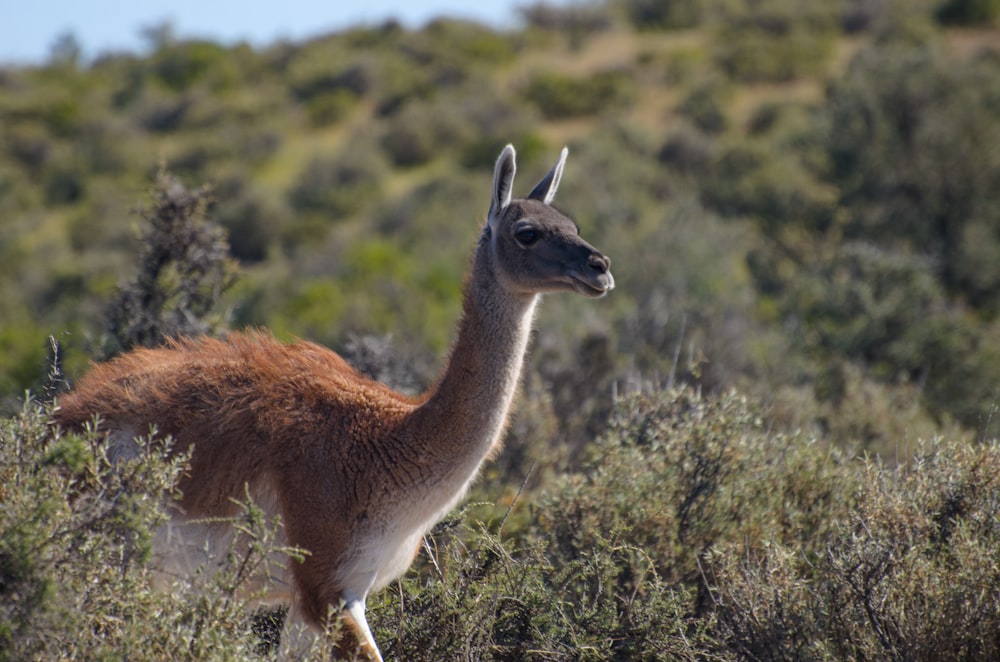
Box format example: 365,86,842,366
411,234,538,476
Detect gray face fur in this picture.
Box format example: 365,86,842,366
486,145,614,299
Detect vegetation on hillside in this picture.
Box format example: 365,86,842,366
2,0,1000,658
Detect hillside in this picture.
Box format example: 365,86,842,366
3,0,1000,658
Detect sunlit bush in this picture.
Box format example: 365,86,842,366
373,388,1000,660
1,397,313,661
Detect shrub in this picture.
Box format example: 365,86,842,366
519,2,615,35
415,19,520,66
702,140,834,234
936,0,1000,25
140,94,193,133
676,78,730,134
374,515,710,660
151,40,231,93
546,390,855,586
105,167,237,356
4,121,52,174
619,0,704,30
712,0,838,81
380,101,470,167
360,390,839,659
287,146,386,218
823,41,1000,311
0,319,49,401
522,69,635,119
210,177,282,264
75,120,130,174
752,235,1000,435
376,388,1000,659
706,436,1000,659
658,129,713,176
290,59,374,103
42,165,85,205
304,90,359,127
0,397,311,661
753,39,1000,433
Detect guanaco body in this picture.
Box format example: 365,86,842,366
55,145,614,660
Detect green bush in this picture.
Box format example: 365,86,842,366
4,121,53,174
824,40,1000,311
373,389,1000,660
0,397,315,661
743,38,1000,433
151,41,231,93
374,515,709,660
416,19,520,66
522,69,635,119
519,2,615,38
380,101,471,167
618,0,704,30
304,90,359,127
706,434,1000,659
287,146,386,219
211,178,282,264
676,77,731,134
0,320,49,401
936,0,1000,25
750,235,1000,435
140,93,192,133
712,0,838,81
290,58,373,104
42,165,85,205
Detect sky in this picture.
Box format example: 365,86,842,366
2,0,566,65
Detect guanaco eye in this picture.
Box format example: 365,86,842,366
515,227,541,246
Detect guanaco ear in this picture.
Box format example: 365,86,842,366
527,147,568,205
489,144,516,224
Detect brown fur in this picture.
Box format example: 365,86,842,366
57,331,416,509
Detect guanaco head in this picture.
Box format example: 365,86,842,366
486,144,614,299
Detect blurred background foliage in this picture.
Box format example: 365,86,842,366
1,0,999,462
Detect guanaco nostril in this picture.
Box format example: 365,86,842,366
588,253,610,273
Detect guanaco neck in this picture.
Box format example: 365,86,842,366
409,231,537,482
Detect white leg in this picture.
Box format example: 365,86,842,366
345,598,383,662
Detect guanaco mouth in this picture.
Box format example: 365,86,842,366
570,271,615,298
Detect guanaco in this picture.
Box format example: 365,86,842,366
54,144,614,660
